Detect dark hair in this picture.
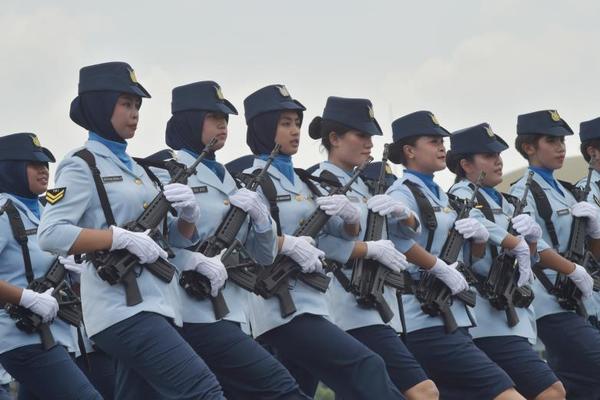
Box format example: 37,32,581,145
308,117,353,152
446,150,475,183
580,139,600,162
387,136,420,165
514,134,543,160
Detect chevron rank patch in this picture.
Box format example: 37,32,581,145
46,187,66,205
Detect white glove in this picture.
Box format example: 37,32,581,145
19,288,59,323
316,195,360,224
567,264,594,299
506,239,534,287
59,255,83,275
367,194,410,220
163,183,201,223
110,226,168,264
511,214,542,243
428,258,469,295
454,217,490,243
365,240,408,272
184,252,228,297
229,188,271,228
280,235,325,274
571,201,600,239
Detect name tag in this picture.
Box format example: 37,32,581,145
102,176,123,183
492,209,503,214
25,228,37,236
276,195,292,202
557,209,570,216
348,196,360,203
191,186,208,194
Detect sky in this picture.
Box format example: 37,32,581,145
1,0,598,189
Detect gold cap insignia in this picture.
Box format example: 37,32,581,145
31,134,41,148
46,187,66,205
368,105,375,120
128,69,138,83
214,86,224,100
277,85,290,97
484,126,495,138
549,110,561,122
430,113,439,126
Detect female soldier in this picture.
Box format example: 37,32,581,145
309,96,439,400
0,132,101,399
242,85,404,399
447,123,566,399
38,62,225,399
511,110,600,400
379,111,525,399
154,80,310,399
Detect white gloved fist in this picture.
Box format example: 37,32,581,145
184,252,228,297
511,214,542,243
567,264,594,299
316,195,360,225
280,235,325,274
19,288,59,323
506,239,534,287
110,226,168,264
571,201,600,239
229,188,271,228
428,258,469,295
59,255,83,275
365,240,408,272
163,183,201,223
367,194,411,220
454,217,490,243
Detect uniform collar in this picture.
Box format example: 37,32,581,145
404,169,440,199
320,161,369,197
88,131,132,171
84,138,144,178
1,193,41,224
177,150,236,194
252,157,303,194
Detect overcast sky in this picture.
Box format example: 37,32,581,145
1,0,598,189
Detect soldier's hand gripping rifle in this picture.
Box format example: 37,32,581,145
553,159,600,317
485,171,535,327
255,157,374,318
91,138,218,306
348,145,406,322
178,145,281,319
5,259,82,350
415,173,483,333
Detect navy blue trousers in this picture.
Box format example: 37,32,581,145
0,344,101,400
92,312,224,400
259,314,405,400
178,320,309,400
538,312,600,400
405,327,514,400
75,349,116,400
475,335,559,398
348,325,429,393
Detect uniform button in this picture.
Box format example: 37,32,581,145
134,178,142,185
143,202,149,209
299,219,305,225
223,200,230,205
295,195,303,201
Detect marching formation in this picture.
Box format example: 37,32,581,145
1,61,600,400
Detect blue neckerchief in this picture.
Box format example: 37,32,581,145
13,194,41,219
530,166,563,196
88,132,133,171
405,169,439,198
260,154,294,184
183,148,224,182
481,186,502,206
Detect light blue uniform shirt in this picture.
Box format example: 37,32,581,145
153,149,278,325
511,169,597,319
243,158,354,337
577,168,600,323
450,179,536,341
0,194,77,354
314,162,403,332
38,140,195,337
386,173,476,333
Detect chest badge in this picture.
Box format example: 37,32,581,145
46,187,66,205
